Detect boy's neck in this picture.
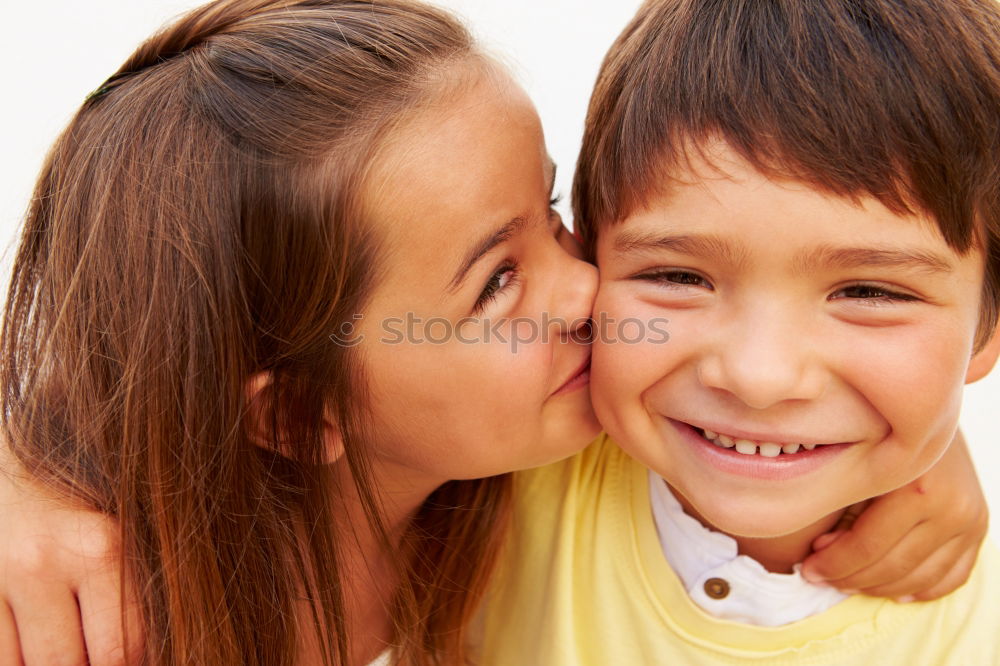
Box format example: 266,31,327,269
671,485,846,574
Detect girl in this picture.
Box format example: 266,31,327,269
0,0,988,664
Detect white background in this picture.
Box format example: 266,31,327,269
2,1,998,534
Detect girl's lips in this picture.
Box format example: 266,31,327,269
667,418,851,481
552,357,591,396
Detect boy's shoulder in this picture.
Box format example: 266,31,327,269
486,439,1000,665
925,539,1000,636
514,431,630,478
851,539,1000,665
511,432,634,505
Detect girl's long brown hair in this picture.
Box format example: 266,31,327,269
0,1,510,663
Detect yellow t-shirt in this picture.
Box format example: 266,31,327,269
476,435,1000,665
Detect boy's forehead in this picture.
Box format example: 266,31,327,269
585,133,986,275
594,152,978,276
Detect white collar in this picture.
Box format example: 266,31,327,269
648,470,848,626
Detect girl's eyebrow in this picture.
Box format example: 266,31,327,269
448,216,528,292
447,160,558,293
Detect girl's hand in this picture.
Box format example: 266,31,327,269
801,429,988,601
1,445,141,666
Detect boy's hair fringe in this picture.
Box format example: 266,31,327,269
574,0,1000,346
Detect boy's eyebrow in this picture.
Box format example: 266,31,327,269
447,160,557,293
612,231,749,269
792,245,955,275
613,232,955,275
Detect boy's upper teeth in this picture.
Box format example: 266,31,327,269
758,442,782,457
699,427,821,455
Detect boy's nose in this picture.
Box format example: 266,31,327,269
696,311,826,409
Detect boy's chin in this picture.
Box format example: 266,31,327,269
675,487,846,541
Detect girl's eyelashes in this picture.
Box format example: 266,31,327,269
633,268,714,290
473,261,519,314
471,201,559,315
830,283,920,304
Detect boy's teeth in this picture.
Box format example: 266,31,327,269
758,442,782,457
699,427,817,457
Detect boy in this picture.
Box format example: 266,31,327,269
479,0,1000,663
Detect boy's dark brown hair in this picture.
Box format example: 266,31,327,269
574,0,1000,346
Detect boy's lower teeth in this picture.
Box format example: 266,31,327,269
698,428,813,456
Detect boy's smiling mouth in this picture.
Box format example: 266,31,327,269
695,426,830,457
665,419,855,480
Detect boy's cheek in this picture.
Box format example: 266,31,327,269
834,326,967,446
590,287,678,435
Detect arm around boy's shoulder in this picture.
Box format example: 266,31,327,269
821,540,1000,666
476,429,1000,665
0,436,141,665
926,539,1000,664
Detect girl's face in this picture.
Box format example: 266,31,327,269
354,66,600,493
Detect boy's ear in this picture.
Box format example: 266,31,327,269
966,323,1000,384
244,371,345,464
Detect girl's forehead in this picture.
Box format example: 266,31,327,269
361,72,549,294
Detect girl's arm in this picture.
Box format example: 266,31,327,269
0,438,141,665
802,429,988,601
0,428,987,664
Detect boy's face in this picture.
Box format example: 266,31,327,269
591,143,996,538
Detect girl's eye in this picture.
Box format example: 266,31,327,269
474,262,518,313
830,283,919,304
635,269,713,290
548,194,564,226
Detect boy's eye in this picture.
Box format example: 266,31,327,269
830,283,919,304
474,262,518,313
634,269,714,290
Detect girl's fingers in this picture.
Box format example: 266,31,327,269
817,520,947,593
78,568,144,666
911,546,979,601
10,585,87,666
855,534,967,599
802,496,920,583
0,601,24,666
804,432,987,590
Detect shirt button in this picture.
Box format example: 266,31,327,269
704,577,731,600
